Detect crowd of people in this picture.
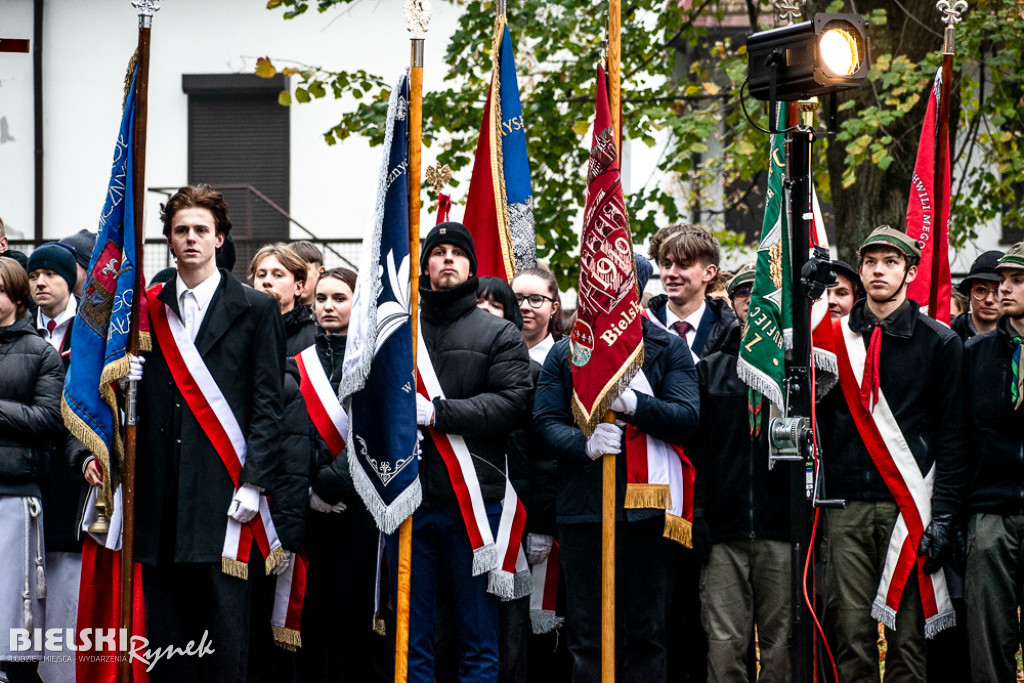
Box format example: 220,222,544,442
0,186,1022,683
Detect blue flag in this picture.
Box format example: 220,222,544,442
62,71,147,480
339,74,420,534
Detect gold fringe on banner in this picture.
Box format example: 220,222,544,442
373,615,387,637
623,483,670,510
123,48,139,109
272,625,302,651
265,546,288,575
221,557,249,580
663,514,692,548
570,342,644,438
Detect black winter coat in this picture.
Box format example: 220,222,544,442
418,277,534,508
272,362,314,552
951,312,978,343
533,319,700,525
964,317,1024,515
0,318,64,498
307,329,354,506
691,333,789,544
284,304,316,358
507,361,557,536
645,294,738,359
818,299,967,518
135,272,286,565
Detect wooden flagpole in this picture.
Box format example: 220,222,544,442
397,3,428,680
120,2,157,681
604,1,621,681
928,0,965,318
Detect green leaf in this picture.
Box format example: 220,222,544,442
255,57,276,79
278,90,291,106
294,87,310,103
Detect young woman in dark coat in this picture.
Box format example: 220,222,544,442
294,267,393,683
0,257,65,683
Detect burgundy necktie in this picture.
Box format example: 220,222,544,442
46,319,56,335
671,320,691,338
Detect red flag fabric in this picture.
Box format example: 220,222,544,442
905,75,952,324
76,535,150,682
570,65,644,435
464,85,513,280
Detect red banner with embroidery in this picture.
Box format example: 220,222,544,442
570,65,643,436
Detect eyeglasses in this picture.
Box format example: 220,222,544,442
970,283,998,301
732,286,753,300
515,293,556,308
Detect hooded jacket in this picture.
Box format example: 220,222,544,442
964,316,1024,515
418,277,533,508
818,298,967,518
0,318,64,498
283,304,317,358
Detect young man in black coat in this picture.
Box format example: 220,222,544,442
396,221,533,683
125,184,287,682
533,254,699,683
818,226,966,682
962,243,1024,681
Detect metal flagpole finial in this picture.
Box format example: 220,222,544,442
405,0,432,38
131,0,160,29
936,0,967,26
772,0,803,25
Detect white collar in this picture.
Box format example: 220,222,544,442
666,299,705,332
528,333,555,364
38,295,77,333
176,270,222,312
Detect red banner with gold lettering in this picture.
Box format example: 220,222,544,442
570,65,644,436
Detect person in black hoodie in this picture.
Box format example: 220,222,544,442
962,243,1024,681
249,243,316,357
690,262,791,682
0,257,65,683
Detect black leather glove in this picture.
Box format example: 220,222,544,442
691,515,712,565
919,513,955,574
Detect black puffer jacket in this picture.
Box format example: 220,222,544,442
507,361,557,536
272,361,315,552
964,317,1024,515
645,294,738,359
0,318,64,498
951,312,978,343
691,332,789,544
418,277,534,508
284,304,317,358
534,319,700,525
818,299,967,518
307,330,356,505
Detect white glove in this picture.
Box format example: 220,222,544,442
117,354,146,390
271,550,293,577
610,389,638,416
227,484,261,523
309,489,346,514
585,422,622,461
526,533,554,565
416,394,435,427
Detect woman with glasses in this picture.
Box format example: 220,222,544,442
512,267,565,363
952,250,1004,342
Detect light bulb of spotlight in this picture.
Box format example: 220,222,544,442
819,28,859,76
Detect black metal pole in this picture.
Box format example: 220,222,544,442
787,111,813,683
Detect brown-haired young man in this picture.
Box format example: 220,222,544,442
288,240,325,307
645,223,738,363
133,184,288,682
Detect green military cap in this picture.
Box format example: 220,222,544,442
996,242,1024,272
727,261,756,296
858,225,922,263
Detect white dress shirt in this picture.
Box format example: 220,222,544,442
175,270,222,342
529,333,555,365
37,296,78,350
666,300,705,363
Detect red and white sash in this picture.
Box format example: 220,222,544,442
833,315,955,637
416,331,529,600
529,540,563,635
296,345,348,456
623,370,696,547
271,550,308,650
147,286,285,579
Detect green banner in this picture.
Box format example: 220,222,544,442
737,105,791,408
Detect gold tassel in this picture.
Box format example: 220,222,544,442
265,546,287,575
373,614,387,636
221,557,249,580
272,625,302,651
623,483,671,510
663,514,692,548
